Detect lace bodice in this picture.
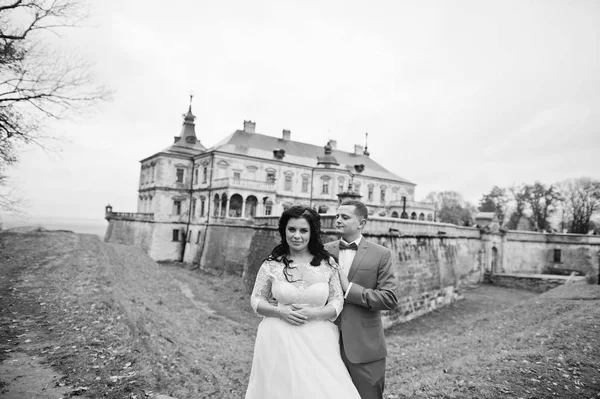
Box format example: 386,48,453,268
250,258,344,320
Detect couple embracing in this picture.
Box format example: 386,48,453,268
245,199,398,399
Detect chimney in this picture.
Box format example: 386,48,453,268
354,144,364,155
282,129,291,140
243,120,256,133
328,140,337,150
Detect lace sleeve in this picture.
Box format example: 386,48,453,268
326,258,344,321
250,262,273,313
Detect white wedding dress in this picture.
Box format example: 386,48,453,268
245,259,361,399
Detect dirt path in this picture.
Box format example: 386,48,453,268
1,231,598,399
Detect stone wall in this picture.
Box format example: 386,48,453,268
489,273,587,293
104,219,155,253
106,213,600,325
503,231,600,277
195,220,255,275
241,220,483,325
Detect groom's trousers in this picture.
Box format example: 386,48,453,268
340,334,386,399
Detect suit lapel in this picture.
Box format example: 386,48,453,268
348,238,368,281
330,241,340,264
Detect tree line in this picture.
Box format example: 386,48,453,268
426,178,600,234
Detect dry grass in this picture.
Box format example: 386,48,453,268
1,231,599,399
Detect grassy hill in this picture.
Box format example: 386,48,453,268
0,231,598,398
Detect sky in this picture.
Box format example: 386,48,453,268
3,0,600,224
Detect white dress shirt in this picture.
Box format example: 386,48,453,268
338,235,362,296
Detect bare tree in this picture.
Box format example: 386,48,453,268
478,186,508,224
523,182,561,232
557,178,600,234
505,185,530,230
425,190,477,226
0,0,108,212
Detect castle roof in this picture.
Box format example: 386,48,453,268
207,130,414,185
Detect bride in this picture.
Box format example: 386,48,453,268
245,206,361,399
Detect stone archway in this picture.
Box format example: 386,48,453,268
245,195,258,218
220,194,228,217
229,194,243,217
213,194,220,217
491,246,499,273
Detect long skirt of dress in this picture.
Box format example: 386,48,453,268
245,317,361,399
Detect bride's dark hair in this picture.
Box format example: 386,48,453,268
265,205,334,282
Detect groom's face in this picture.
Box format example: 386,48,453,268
335,205,364,239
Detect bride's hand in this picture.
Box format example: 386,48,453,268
278,304,307,326
295,305,319,322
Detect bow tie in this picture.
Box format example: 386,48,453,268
339,241,358,251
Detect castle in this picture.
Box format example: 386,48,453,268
105,101,599,324
105,101,434,262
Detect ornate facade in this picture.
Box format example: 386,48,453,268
105,103,434,260
135,104,433,224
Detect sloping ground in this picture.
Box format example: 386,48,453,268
0,231,258,398
0,231,599,399
385,284,600,398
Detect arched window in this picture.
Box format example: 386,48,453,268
391,211,399,218
213,194,220,217
229,194,243,217
419,213,425,221
427,213,433,221
220,194,228,217
245,195,258,217
401,211,408,219
410,212,417,220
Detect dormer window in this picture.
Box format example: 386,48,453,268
273,149,286,160
186,136,196,144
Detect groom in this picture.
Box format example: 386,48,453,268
325,199,398,399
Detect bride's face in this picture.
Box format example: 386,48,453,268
285,217,311,253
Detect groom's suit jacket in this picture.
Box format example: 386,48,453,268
325,238,398,364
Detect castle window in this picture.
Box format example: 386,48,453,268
151,164,155,182
338,177,345,193
354,182,361,193
380,187,386,202
553,249,562,263
301,176,309,193
368,185,374,201
200,197,206,216
172,229,180,241
196,231,201,244
285,175,292,191
202,167,207,183
176,168,184,183
266,170,276,184
264,199,273,216
191,198,197,216
173,200,182,215
233,171,241,181
322,180,329,194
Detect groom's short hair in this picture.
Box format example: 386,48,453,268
340,199,368,221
